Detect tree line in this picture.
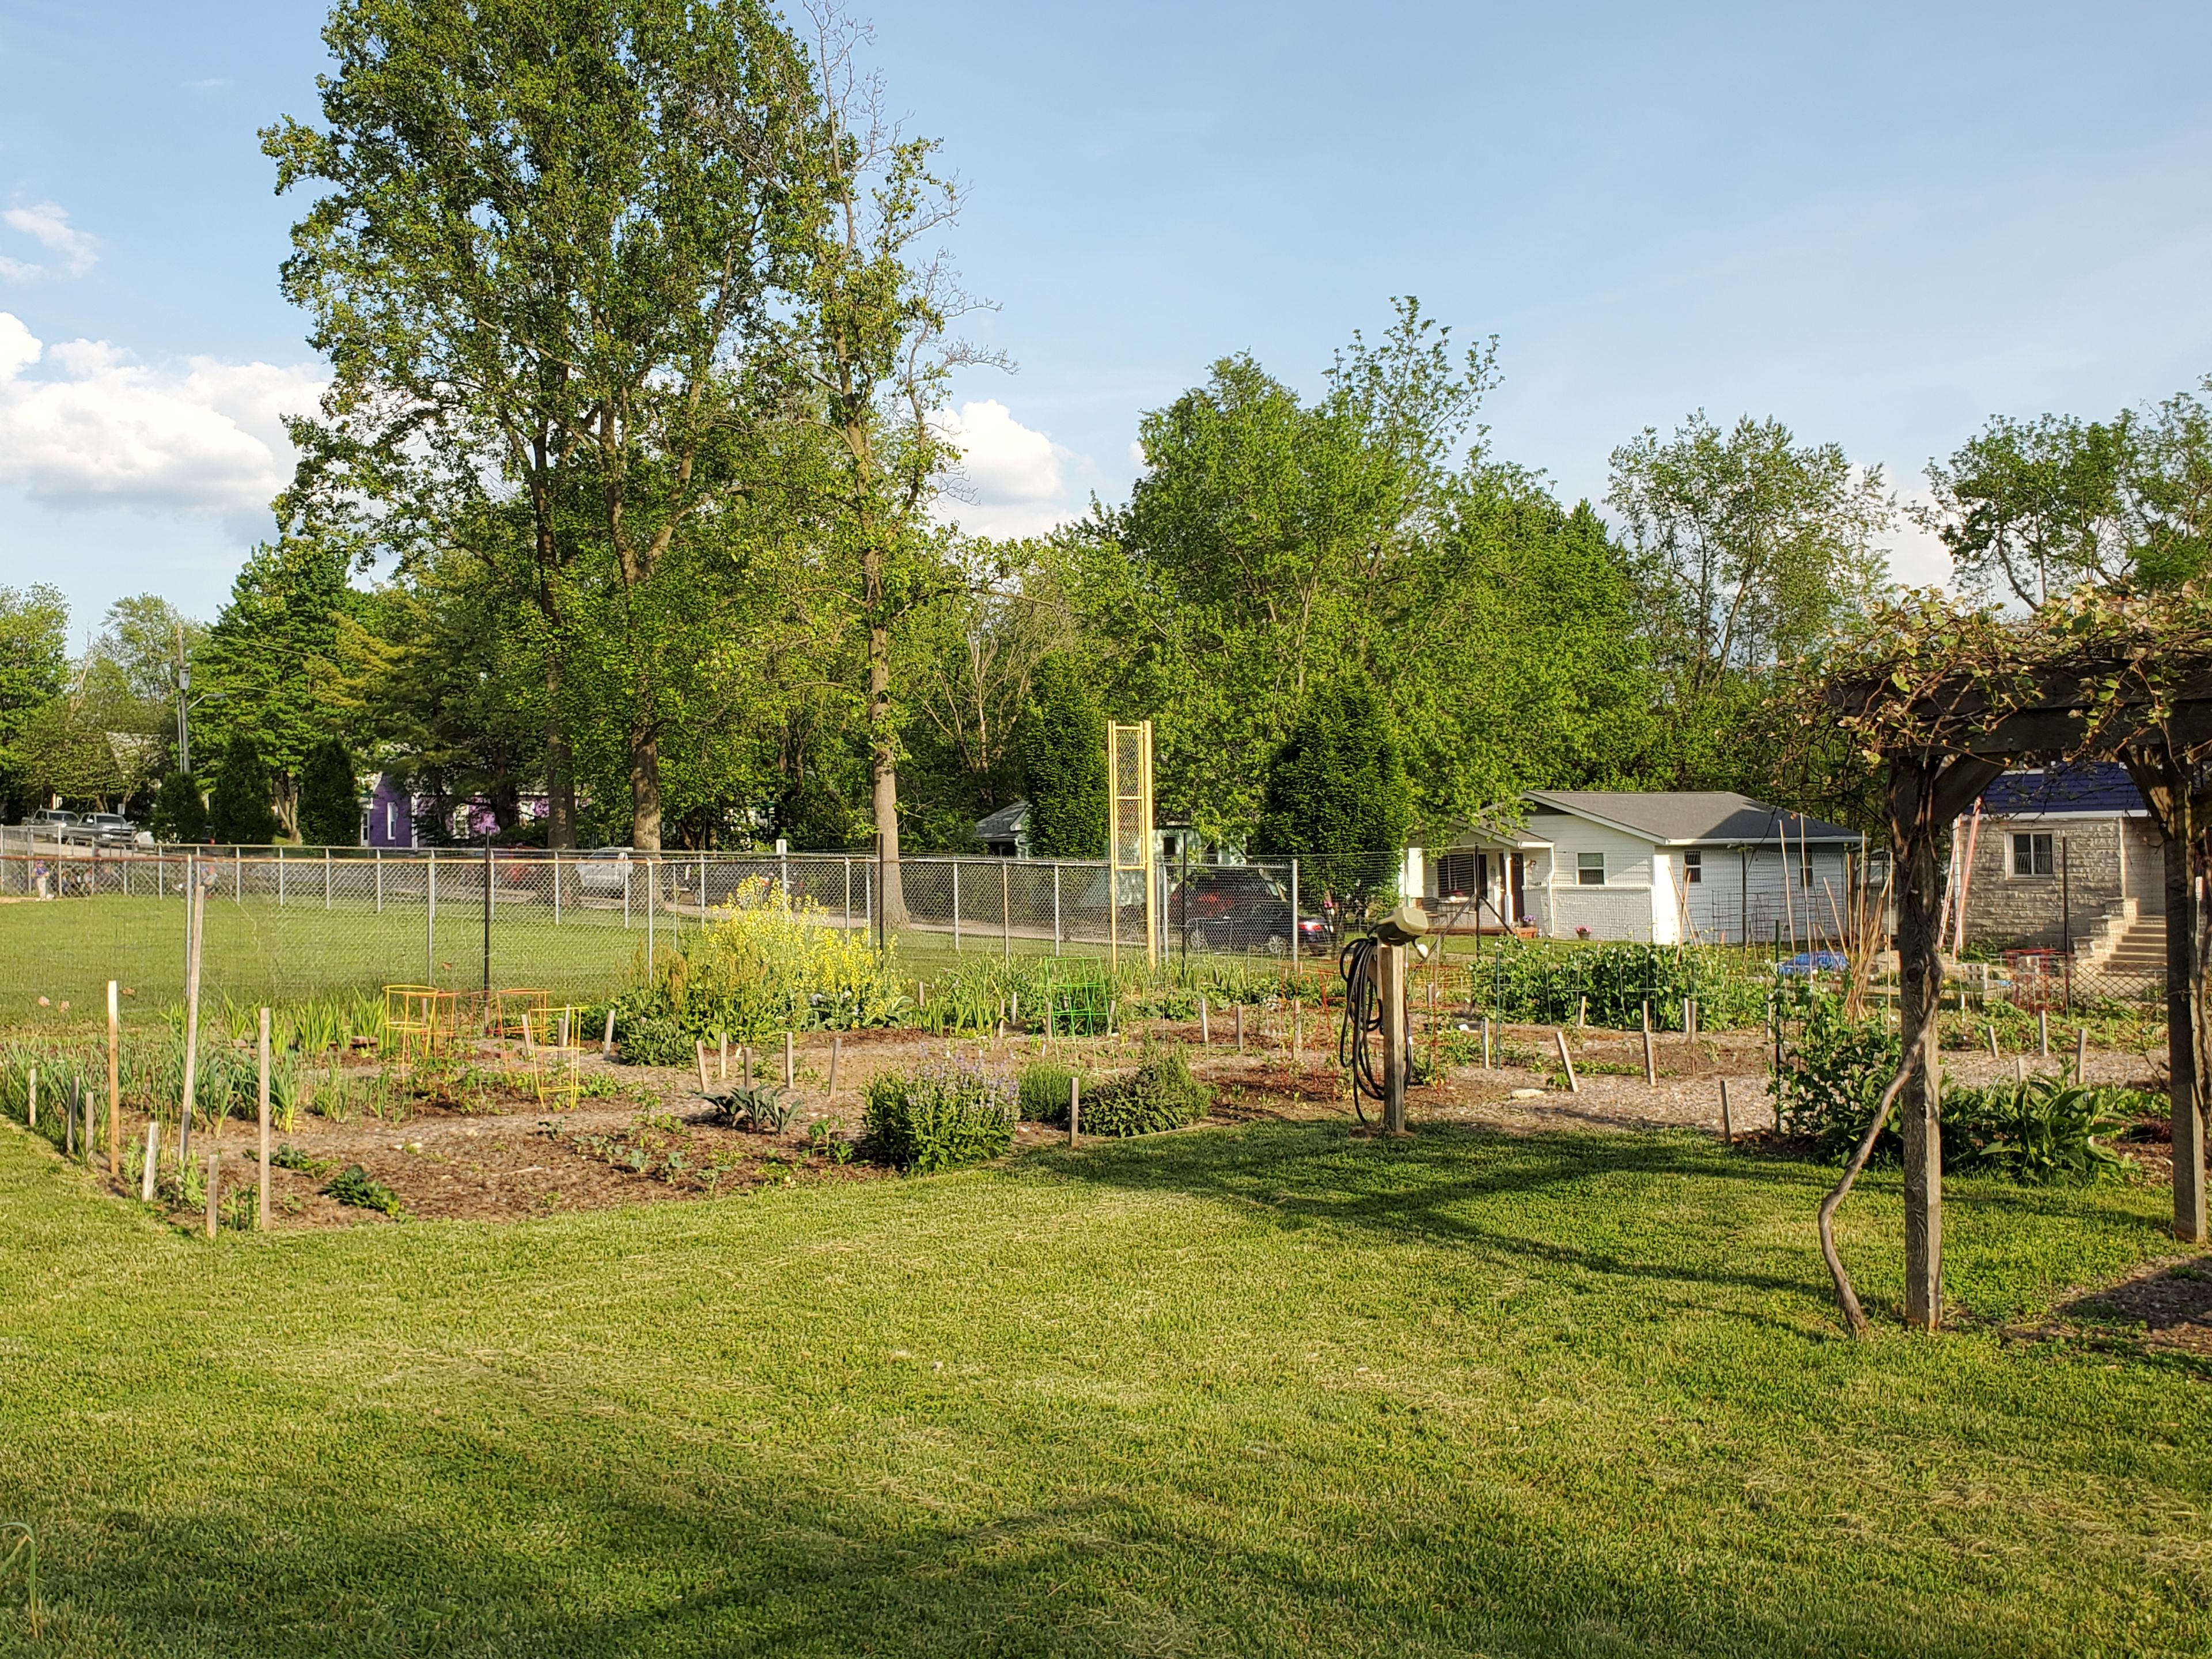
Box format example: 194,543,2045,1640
4,0,2210,911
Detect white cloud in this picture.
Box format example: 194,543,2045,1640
930,398,1092,540
1883,470,1955,592
0,311,324,531
1,203,97,279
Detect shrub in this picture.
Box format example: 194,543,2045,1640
861,1062,1014,1173
1077,1044,1213,1137
1774,992,1902,1159
150,770,207,843
207,733,278,844
613,877,907,1053
1468,938,1771,1031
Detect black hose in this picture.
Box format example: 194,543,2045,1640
1338,934,1385,1124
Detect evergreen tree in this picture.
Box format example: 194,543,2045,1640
150,771,208,844
1253,685,1408,912
1020,656,1108,857
297,738,360,846
207,734,278,844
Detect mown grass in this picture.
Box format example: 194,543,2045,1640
1,1118,2208,1656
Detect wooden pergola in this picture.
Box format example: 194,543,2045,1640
1828,593,2212,1330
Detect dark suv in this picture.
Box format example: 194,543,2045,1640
1166,866,1331,956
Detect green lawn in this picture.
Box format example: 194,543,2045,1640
1,1118,2208,1656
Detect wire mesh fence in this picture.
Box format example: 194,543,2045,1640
0,835,1310,1015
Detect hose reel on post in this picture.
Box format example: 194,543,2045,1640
1338,900,1431,1133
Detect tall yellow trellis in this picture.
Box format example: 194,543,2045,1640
1107,720,1156,970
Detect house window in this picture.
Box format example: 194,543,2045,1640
1437,851,1478,899
1682,850,1702,884
1577,851,1605,886
2012,832,2054,877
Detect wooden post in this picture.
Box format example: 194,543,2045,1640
181,860,207,1161
1719,1078,1733,1145
744,1046,755,1088
828,1036,842,1097
1987,1024,1999,1058
1642,1024,1656,1087
257,1007,271,1232
784,1032,794,1089
1888,751,2001,1329
1380,942,1408,1135
1576,994,1586,1028
1482,1016,1493,1070
142,1119,158,1202
1236,1004,1245,1054
2074,1026,2089,1084
1554,1029,1579,1093
694,1041,709,1093
1067,1075,1081,1148
204,1149,219,1239
1199,998,1210,1045
601,1007,615,1056
719,1033,729,1082
1681,997,1692,1040
107,980,121,1177
2037,1009,2050,1057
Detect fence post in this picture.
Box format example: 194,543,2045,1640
844,856,853,934
953,862,962,952
375,847,382,913
1290,859,1300,969
1002,860,1011,965
553,850,562,927
278,843,285,907
623,857,631,930
1053,863,1062,955
324,847,331,909
233,845,241,900
427,847,437,984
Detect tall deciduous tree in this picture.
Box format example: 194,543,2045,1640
0,584,68,817
1920,385,2212,604
266,0,821,850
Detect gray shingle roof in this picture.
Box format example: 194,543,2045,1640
975,801,1029,842
1522,790,1861,846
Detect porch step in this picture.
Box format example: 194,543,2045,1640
2103,915,2167,972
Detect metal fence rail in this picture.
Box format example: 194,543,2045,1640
0,839,1306,1013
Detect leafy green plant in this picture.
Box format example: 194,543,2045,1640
1944,1077,2130,1184
325,1165,407,1218
1017,1063,1078,1123
1077,1045,1213,1137
861,1062,1015,1173
219,1184,260,1230
1468,938,1771,1030
1774,990,1902,1158
271,1143,334,1176
713,1085,803,1135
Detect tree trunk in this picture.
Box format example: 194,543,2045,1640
630,723,662,854
870,615,905,928
543,662,575,851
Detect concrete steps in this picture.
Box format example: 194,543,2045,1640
2104,914,2168,973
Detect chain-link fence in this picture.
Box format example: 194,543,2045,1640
0,834,1310,1014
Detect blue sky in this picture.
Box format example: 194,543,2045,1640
5,0,2211,641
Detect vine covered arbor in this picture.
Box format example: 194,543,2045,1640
1826,589,2212,1330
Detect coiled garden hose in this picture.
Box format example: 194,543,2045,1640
1338,934,1387,1124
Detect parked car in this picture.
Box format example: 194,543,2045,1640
76,813,139,847
1167,866,1330,956
23,809,79,839
575,846,635,895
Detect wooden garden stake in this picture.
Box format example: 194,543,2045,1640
141,1120,158,1202
719,1033,729,1081
743,1046,755,1088
1236,1004,1245,1053
1068,1075,1081,1148
783,1032,794,1089
694,1041,709,1093
204,1150,219,1240
828,1036,842,1097
1681,998,1692,1040
2015,1055,2027,1084
2074,1025,2089,1083
601,1008,615,1056
257,1007,272,1232
1555,1029,1579,1093
1482,1017,1493,1070
107,979,121,1177
1199,998,1210,1045
2037,1009,2050,1056
1720,1078,1733,1145
1642,1024,1657,1088
1987,1024,1999,1058
1577,995,1586,1028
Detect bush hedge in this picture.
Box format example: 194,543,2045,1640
861,1062,1015,1173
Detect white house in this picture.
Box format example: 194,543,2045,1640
1411,790,1865,945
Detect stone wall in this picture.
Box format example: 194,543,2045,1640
1960,813,2152,953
